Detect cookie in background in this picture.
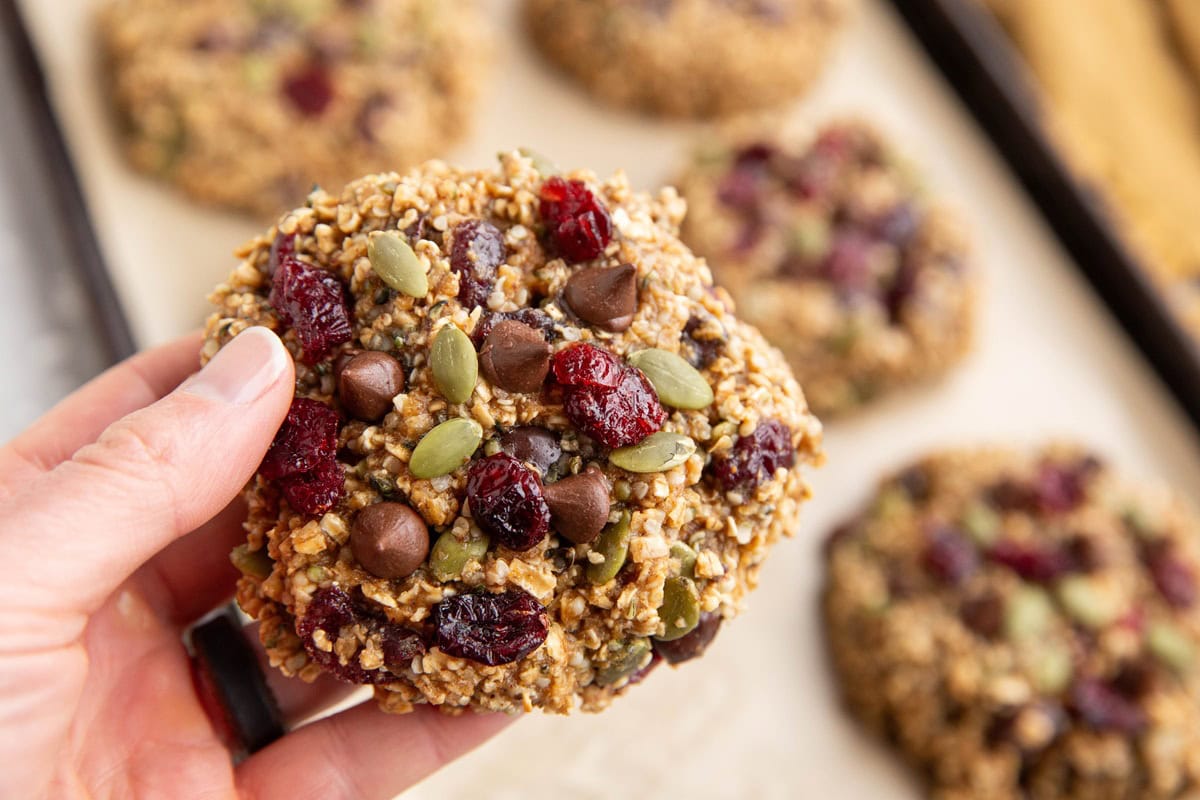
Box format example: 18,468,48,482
677,120,976,418
98,0,488,216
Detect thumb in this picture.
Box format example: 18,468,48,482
0,327,294,614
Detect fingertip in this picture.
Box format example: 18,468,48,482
184,327,294,408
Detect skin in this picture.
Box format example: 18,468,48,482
0,328,508,800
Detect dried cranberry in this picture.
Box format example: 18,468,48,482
268,232,295,277
297,587,382,684
472,309,556,348
467,454,551,551
261,398,339,481
885,257,918,323
653,613,722,664
876,203,920,245
538,177,613,262
1142,541,1197,608
711,419,796,492
551,343,624,389
822,231,875,294
432,589,549,666
381,627,427,670
1070,677,1146,734
298,587,423,683
282,62,334,117
1031,461,1093,513
269,257,353,364
279,458,344,515
922,527,978,585
449,220,506,309
563,367,666,449
680,315,724,369
987,539,1074,583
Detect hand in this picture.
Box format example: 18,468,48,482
0,328,508,800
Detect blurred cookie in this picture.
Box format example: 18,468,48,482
523,0,849,117
678,121,975,417
824,446,1200,800
99,0,486,215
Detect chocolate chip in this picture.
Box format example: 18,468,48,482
478,320,551,394
333,348,363,379
543,467,610,545
338,351,405,421
563,263,638,332
500,427,562,475
350,502,430,580
960,592,1004,639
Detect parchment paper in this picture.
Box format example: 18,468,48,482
17,0,1200,796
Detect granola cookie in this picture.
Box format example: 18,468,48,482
205,152,823,715
678,121,976,417
98,0,486,216
823,446,1200,800
523,0,849,118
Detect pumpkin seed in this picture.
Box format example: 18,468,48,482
1029,643,1073,693
368,231,428,298
671,542,697,580
627,349,714,410
409,418,483,479
961,502,1001,545
1004,585,1054,640
431,325,478,404
516,147,558,175
655,576,700,641
429,529,490,582
610,432,696,474
594,638,652,686
230,544,272,579
1148,621,1195,673
586,510,632,584
1056,576,1124,629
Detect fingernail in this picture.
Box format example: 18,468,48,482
182,327,290,405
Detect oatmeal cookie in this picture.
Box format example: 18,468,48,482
678,121,976,417
98,0,486,216
205,151,823,715
823,446,1200,799
523,0,849,118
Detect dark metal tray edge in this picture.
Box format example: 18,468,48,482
887,0,1200,430
2,0,136,366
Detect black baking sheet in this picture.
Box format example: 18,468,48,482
887,0,1200,429
2,0,136,365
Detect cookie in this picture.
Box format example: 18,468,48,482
823,446,1200,800
677,121,976,417
205,151,824,715
98,0,486,216
523,0,849,118
987,0,1200,338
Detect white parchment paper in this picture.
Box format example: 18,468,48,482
17,0,1200,796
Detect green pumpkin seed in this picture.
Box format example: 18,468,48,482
368,231,428,298
409,418,483,479
1029,643,1073,693
431,325,478,404
1004,586,1054,640
1148,621,1195,673
429,529,490,582
586,511,632,584
230,544,272,579
609,432,697,474
627,349,714,410
1056,576,1124,629
655,576,700,642
670,542,697,580
594,638,652,686
961,502,1001,545
516,147,558,175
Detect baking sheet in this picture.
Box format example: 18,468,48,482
17,0,1200,796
